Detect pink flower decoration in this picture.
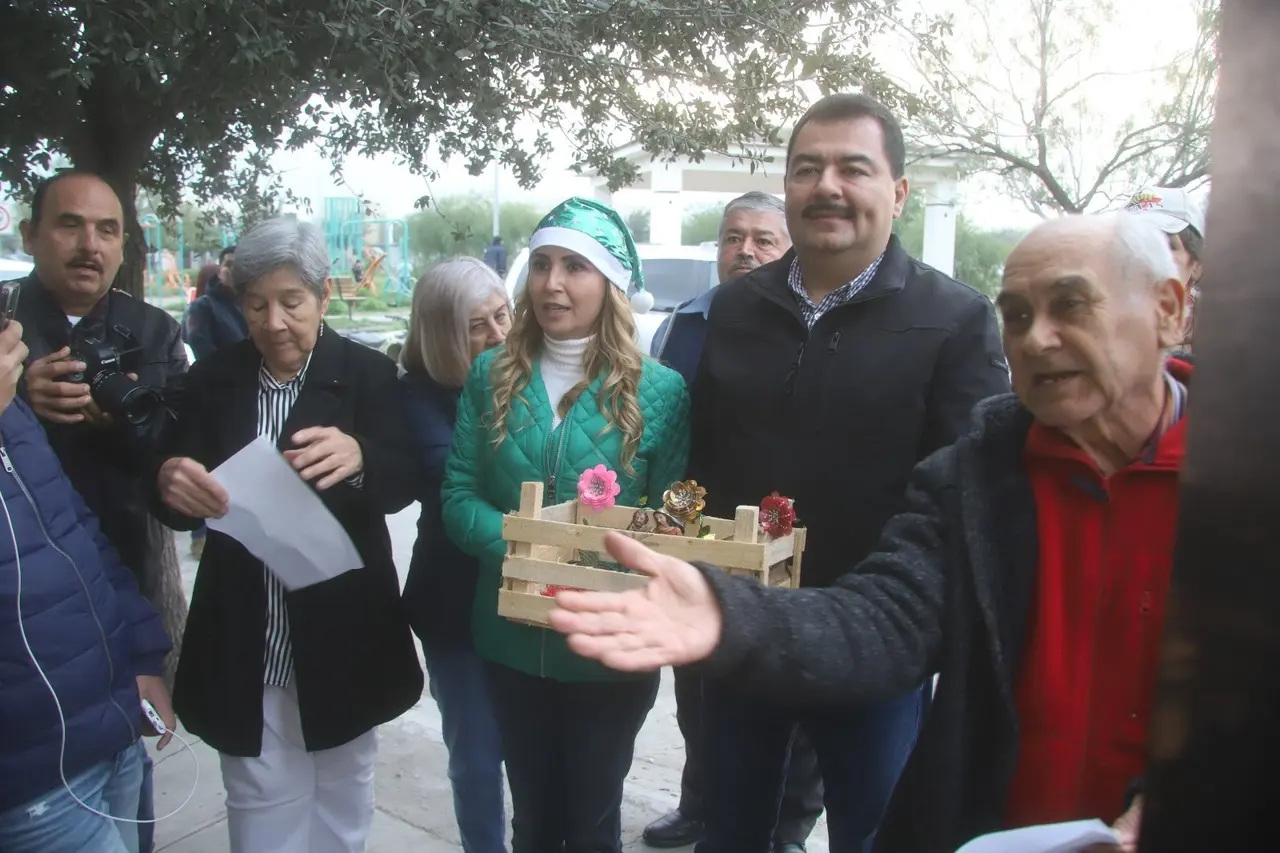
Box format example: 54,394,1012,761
577,464,621,512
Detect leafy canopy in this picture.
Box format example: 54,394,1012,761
0,0,917,224
903,0,1218,215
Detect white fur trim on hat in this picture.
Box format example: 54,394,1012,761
529,226,632,291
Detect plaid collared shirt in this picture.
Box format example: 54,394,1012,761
787,254,885,329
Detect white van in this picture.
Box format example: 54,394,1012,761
0,257,34,280
504,243,718,354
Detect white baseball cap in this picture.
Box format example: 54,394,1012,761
1123,187,1205,237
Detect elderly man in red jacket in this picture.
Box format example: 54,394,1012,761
549,210,1190,853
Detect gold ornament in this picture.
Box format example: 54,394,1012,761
662,480,707,525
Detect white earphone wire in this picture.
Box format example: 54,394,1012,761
3,458,199,825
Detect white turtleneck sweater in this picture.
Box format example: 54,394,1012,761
541,335,592,427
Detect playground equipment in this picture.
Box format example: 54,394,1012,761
322,197,413,309
140,213,187,302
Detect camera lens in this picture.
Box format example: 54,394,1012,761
90,372,162,425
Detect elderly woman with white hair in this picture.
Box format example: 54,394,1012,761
154,218,424,853
400,257,512,853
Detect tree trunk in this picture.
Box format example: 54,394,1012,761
64,151,147,299
65,66,152,299
1139,1,1280,849
146,516,188,690
65,67,187,682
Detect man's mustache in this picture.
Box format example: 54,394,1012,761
802,204,854,219
68,254,103,271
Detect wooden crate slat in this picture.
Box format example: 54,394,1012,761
768,562,795,587
503,556,649,593
733,506,760,544
529,543,568,561
497,589,556,626
723,565,767,584
496,484,803,627
764,532,798,567
790,527,806,588
504,516,768,572
540,500,578,523
576,504,738,539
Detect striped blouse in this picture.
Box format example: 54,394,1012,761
258,351,313,687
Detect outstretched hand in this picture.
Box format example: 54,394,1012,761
547,531,724,671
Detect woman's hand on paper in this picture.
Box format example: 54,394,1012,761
159,457,229,519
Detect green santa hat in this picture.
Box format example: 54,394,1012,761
529,197,652,314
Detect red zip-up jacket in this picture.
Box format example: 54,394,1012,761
1006,363,1189,827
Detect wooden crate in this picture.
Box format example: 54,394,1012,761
498,481,806,627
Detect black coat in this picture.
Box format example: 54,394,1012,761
183,277,248,361
690,236,1011,588
400,369,479,645
699,394,1040,853
12,277,187,596
158,328,424,756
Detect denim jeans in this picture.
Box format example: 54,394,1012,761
138,748,155,853
697,685,925,853
0,740,145,853
421,639,508,853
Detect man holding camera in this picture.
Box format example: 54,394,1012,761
11,170,188,853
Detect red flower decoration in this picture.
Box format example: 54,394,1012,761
759,492,796,538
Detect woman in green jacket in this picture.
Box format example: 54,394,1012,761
442,198,690,853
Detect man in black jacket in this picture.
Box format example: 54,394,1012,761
12,170,188,853
670,94,1009,853
15,170,187,594
646,192,826,852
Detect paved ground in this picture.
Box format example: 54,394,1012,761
150,504,831,852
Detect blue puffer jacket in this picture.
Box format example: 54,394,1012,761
0,398,171,813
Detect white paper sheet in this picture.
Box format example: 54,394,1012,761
956,819,1120,853
205,436,363,590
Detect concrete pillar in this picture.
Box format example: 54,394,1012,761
648,164,684,246
921,180,959,277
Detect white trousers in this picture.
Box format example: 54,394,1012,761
220,685,378,853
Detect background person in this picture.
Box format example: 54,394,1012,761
0,318,175,853
1122,186,1204,355
442,198,689,853
154,218,423,853
180,262,219,559
482,236,508,278
646,191,822,853
401,257,512,853
184,245,248,362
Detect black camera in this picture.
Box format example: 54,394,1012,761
64,337,164,426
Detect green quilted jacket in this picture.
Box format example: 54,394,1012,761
442,346,691,681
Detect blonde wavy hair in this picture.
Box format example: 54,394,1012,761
489,284,645,471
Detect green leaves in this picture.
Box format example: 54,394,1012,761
1,0,917,243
